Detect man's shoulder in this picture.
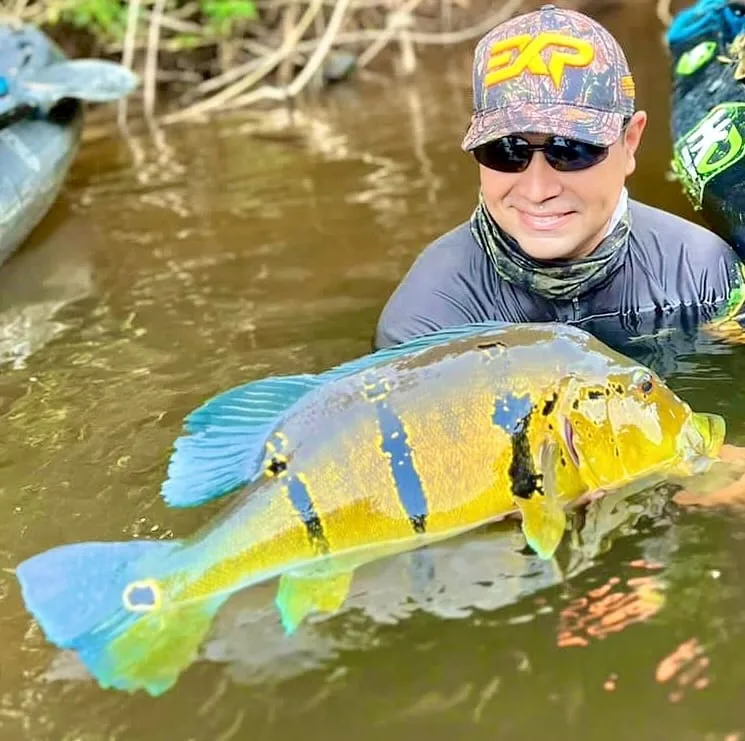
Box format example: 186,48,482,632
373,220,492,349
628,199,734,259
413,220,481,267
381,218,489,311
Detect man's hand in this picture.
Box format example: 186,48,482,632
673,444,745,510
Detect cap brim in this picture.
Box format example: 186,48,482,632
462,103,624,150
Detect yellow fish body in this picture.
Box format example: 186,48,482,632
16,322,725,696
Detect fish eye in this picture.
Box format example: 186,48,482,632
633,370,654,395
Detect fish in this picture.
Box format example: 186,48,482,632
14,321,726,696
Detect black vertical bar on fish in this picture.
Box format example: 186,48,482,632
491,393,543,500
375,400,429,534
286,476,330,554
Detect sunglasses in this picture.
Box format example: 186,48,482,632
473,134,611,173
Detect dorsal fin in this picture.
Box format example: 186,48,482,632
318,321,509,384
160,321,509,508
160,376,323,507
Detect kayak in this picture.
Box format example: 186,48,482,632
0,22,138,268
0,24,81,268
667,0,745,261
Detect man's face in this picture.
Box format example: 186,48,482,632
477,111,647,262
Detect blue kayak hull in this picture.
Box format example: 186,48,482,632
0,24,83,268
0,106,83,267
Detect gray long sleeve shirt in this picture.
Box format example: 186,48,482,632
375,200,743,374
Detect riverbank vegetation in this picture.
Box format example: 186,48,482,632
9,0,526,124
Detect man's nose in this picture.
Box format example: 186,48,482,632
515,152,562,203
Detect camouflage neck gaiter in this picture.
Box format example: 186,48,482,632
470,195,631,301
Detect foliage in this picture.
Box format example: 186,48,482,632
32,0,258,42
201,0,258,36
10,0,495,122
41,0,128,39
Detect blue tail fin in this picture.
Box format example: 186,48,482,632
16,540,173,648
16,539,228,696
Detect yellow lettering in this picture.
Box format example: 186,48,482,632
484,32,595,89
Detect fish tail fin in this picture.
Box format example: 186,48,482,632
16,540,175,648
16,539,226,696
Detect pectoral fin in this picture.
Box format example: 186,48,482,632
275,569,354,634
513,442,567,560
514,494,566,560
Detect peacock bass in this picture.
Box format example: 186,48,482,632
15,322,726,697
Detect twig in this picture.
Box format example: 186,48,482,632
144,0,167,119
393,3,525,46
656,0,673,28
106,35,219,55
287,7,524,50
172,1,201,20
162,0,326,123
278,0,301,85
358,0,424,68
311,0,327,89
142,9,203,35
216,0,353,111
118,0,141,130
441,0,452,32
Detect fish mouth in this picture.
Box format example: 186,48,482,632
564,417,580,467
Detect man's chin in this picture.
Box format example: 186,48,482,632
515,233,580,263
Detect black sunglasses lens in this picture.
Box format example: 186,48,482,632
473,136,609,173
473,138,531,173
544,138,609,172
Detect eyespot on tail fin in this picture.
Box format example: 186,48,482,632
16,539,226,696
78,593,228,696
161,375,324,508
16,540,177,648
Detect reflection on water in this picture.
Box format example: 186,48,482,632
0,198,94,370
205,483,675,685
2,1,745,739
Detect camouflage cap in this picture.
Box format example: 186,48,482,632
462,5,635,151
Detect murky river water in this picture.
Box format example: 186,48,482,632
3,2,745,739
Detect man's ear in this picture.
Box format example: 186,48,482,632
623,110,647,177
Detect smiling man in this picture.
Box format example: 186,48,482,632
374,4,745,352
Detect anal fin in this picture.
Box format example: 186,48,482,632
275,569,354,634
